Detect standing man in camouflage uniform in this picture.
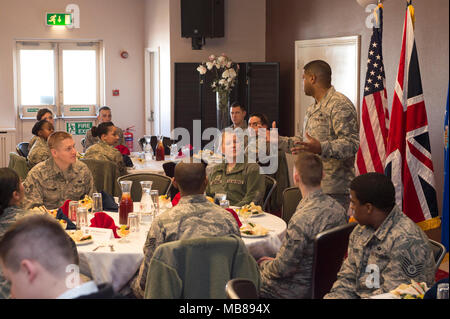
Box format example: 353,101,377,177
277,60,359,211
258,152,347,299
83,106,125,152
324,173,436,299
129,162,241,298
23,132,94,210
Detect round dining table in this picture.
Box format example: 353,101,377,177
76,202,287,292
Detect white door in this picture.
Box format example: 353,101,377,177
145,48,161,137
294,36,361,136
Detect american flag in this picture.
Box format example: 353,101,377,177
384,2,440,229
355,4,389,175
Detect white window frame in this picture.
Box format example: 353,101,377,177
15,40,104,121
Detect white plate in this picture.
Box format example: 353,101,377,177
240,232,269,238
75,238,94,246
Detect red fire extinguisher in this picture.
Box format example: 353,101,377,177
124,126,134,152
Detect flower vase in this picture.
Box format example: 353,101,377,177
216,91,230,130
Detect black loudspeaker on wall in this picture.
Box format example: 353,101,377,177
181,0,224,50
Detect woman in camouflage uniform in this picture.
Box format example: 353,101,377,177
84,122,127,176
0,168,32,299
28,108,55,152
206,131,265,207
27,120,54,168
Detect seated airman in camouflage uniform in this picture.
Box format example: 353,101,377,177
324,173,436,299
129,162,241,298
206,131,265,207
28,108,55,152
83,106,125,152
27,120,54,168
0,168,46,299
23,132,94,210
258,152,347,299
84,122,127,176
276,60,359,212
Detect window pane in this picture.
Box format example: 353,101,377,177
20,50,55,105
63,50,97,105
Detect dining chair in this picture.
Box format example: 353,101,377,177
117,172,172,201
80,159,121,197
8,152,29,180
429,239,447,269
225,278,259,299
281,186,302,224
144,235,260,299
311,222,357,299
16,142,30,158
263,175,277,212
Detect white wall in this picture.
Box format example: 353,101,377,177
0,0,145,152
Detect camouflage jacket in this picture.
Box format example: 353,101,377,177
131,194,241,298
259,190,347,299
83,126,125,152
27,137,51,168
0,206,40,299
23,158,94,210
28,135,38,152
324,205,436,299
205,162,265,207
278,87,359,195
84,140,127,176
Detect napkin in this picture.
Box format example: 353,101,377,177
56,209,76,230
89,212,120,238
226,208,242,228
59,199,71,217
122,154,134,167
115,144,130,156
171,192,181,206
101,191,119,212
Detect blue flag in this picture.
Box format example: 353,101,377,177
442,85,449,251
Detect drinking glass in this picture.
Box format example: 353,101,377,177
92,193,103,213
170,144,178,160
68,201,79,222
214,193,227,205
437,283,449,299
219,199,230,209
150,190,160,216
76,207,88,230
127,213,140,233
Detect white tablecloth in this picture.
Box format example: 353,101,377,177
76,203,287,292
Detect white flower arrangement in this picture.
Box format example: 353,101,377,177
197,54,239,94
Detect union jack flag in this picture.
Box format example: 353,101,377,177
385,2,439,229
355,4,389,175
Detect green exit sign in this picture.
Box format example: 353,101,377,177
46,13,72,26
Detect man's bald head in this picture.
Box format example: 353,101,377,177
304,60,332,88
174,162,207,195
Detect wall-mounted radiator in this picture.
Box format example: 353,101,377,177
0,129,16,167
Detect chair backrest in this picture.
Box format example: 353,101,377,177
311,222,357,299
117,173,172,201
263,175,277,212
225,278,259,299
8,152,29,180
429,239,447,269
16,142,30,158
162,161,177,178
80,158,121,196
144,235,260,299
281,186,302,224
